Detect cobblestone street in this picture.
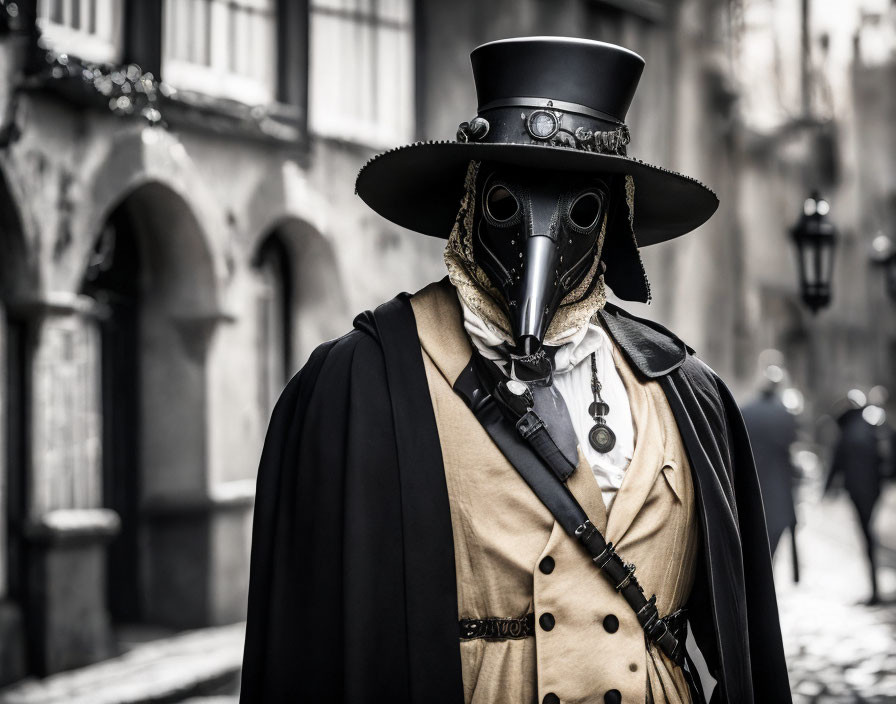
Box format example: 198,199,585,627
777,484,896,703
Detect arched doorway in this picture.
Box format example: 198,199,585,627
262,218,348,367
79,182,219,635
252,234,292,417
81,208,142,624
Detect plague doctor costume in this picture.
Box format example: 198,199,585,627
240,37,791,704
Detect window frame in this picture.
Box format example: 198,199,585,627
308,0,416,147
35,0,124,65
160,0,279,106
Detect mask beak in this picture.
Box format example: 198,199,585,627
509,233,559,356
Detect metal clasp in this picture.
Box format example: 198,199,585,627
516,410,545,439
593,541,616,569
615,561,637,591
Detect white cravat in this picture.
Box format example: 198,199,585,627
458,293,635,510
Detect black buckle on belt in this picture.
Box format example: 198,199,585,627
593,542,616,569
615,561,637,591
459,613,536,641
516,410,545,439
637,595,660,629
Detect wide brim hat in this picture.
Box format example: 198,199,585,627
356,37,719,297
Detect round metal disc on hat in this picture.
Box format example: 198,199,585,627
589,423,616,453
526,110,561,140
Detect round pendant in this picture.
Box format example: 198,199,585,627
588,401,610,418
589,423,617,453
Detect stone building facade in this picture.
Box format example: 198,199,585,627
0,0,439,682
0,0,891,687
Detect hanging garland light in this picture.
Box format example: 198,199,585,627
3,1,298,141
36,45,168,125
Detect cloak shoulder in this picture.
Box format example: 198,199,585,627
240,301,462,703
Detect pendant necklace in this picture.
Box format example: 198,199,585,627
588,351,616,453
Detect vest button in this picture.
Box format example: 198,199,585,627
539,612,555,631
604,690,621,704
539,556,555,574
603,614,619,633
542,694,560,704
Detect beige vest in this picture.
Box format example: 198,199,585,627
411,281,699,704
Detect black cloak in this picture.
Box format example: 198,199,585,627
240,286,791,703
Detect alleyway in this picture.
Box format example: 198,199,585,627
779,484,896,703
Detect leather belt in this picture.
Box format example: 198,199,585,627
459,614,536,641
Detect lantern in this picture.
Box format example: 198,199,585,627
790,191,837,313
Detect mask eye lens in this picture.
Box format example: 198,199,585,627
485,185,520,223
568,192,603,231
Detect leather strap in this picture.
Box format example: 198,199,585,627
455,358,586,531
453,352,687,669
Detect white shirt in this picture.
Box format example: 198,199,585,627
458,295,635,510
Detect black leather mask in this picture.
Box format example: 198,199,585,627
473,167,610,358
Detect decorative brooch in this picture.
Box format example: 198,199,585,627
456,117,490,142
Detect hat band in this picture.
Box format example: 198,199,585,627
478,97,624,125
457,105,631,157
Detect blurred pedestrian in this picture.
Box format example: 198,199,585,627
741,364,800,581
825,389,884,604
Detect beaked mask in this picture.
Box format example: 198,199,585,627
473,167,610,360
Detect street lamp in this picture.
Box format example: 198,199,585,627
790,191,837,313
870,232,896,302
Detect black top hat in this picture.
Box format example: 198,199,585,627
355,36,718,249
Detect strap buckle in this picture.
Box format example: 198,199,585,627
637,595,660,630
593,542,617,569
516,411,545,439
614,561,637,591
